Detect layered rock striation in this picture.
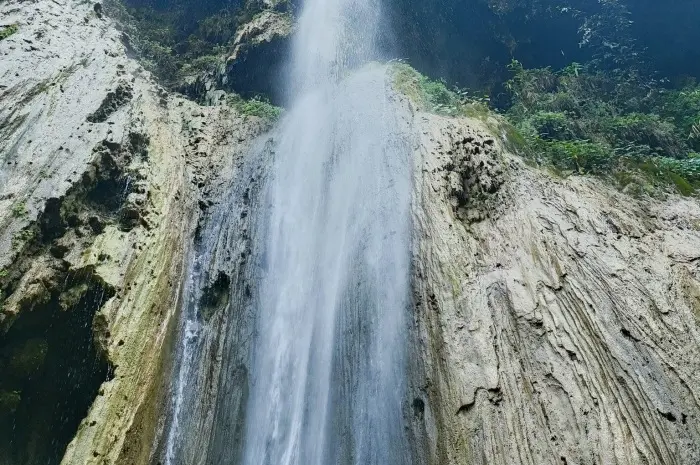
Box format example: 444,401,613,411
1,1,700,464
0,1,266,464
407,110,700,465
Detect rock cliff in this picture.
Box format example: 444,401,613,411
0,1,266,464
408,111,700,464
1,1,699,465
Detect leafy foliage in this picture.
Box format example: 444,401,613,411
654,86,700,150
104,0,263,86
0,24,18,41
391,63,460,115
10,202,27,218
391,63,491,117
226,94,283,121
503,58,700,195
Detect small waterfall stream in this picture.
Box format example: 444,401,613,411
160,0,414,463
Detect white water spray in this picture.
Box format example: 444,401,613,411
240,0,412,463
162,0,413,463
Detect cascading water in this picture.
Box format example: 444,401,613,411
242,71,412,465
160,0,413,463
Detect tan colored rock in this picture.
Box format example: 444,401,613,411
0,1,266,464
3,1,700,463
408,110,700,465
228,10,294,63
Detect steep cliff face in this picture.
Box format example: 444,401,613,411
0,1,266,464
408,111,700,464
2,1,700,465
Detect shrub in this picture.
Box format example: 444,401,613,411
533,138,612,174
528,111,576,140
502,58,700,195
0,24,18,41
391,63,488,117
11,202,27,218
227,94,283,120
652,88,700,151
601,113,684,157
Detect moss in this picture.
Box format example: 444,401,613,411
103,0,272,87
391,63,461,115
391,63,433,110
0,264,115,464
390,63,490,117
461,102,492,121
58,283,91,310
499,120,529,154
11,229,35,250
669,173,695,196
0,24,18,41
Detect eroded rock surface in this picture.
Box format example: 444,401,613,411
0,1,265,464
408,111,700,465
178,8,293,104
3,1,700,464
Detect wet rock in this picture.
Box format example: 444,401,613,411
179,10,294,103
199,272,231,321
0,1,265,464
224,11,292,102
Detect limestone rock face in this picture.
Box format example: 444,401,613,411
179,8,294,103
2,1,700,464
228,10,294,63
221,9,293,102
0,1,264,464
407,111,700,465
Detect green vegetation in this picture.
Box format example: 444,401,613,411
0,24,18,41
392,56,700,196
11,229,35,250
390,63,490,118
104,0,286,86
226,94,283,121
391,62,459,115
101,0,700,197
11,202,27,218
502,59,700,195
385,0,700,196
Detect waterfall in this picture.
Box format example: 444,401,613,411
160,0,413,463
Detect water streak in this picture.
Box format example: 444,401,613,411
161,0,413,463
243,67,412,465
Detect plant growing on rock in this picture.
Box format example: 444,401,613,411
391,63,489,117
0,24,18,41
226,94,283,121
10,202,27,218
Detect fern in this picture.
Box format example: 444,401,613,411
689,120,700,141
